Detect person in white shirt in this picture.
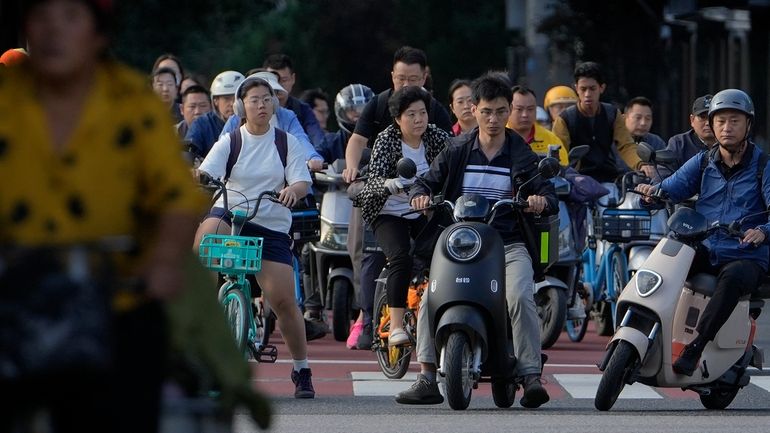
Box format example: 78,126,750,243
193,77,315,398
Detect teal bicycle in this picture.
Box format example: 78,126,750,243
198,178,280,362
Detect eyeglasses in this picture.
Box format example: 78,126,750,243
393,75,424,85
245,96,275,106
479,108,510,119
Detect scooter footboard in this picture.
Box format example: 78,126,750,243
435,305,489,360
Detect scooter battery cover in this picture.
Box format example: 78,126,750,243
671,287,708,362
533,214,559,268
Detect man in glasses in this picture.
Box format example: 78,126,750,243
666,95,717,169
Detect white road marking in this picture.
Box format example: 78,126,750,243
351,372,418,396
751,376,770,392
553,374,662,399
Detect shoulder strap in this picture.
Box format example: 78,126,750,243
225,129,242,182
603,103,617,129
757,151,768,208
275,128,288,168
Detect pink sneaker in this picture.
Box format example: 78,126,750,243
346,319,363,349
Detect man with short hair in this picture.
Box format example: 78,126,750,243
624,96,666,151
176,85,211,138
396,75,555,409
637,89,770,376
151,66,182,122
342,46,452,183
552,62,654,182
186,70,244,158
666,94,717,169
264,54,327,148
507,85,568,165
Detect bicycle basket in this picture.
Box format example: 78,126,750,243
290,208,321,242
199,234,263,274
594,208,651,242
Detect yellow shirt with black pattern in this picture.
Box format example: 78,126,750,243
0,61,206,247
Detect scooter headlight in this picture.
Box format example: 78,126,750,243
446,227,481,262
635,269,662,297
320,220,348,250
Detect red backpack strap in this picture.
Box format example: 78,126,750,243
224,129,242,182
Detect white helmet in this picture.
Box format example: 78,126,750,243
210,71,245,99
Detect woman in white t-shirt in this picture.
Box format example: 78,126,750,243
353,86,450,347
193,77,315,398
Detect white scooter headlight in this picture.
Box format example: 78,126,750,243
635,269,662,297
446,227,481,262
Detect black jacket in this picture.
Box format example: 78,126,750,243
410,129,558,241
353,124,450,224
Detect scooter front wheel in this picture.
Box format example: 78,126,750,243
443,331,474,410
594,340,639,411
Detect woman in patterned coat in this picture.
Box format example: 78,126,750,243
353,86,450,346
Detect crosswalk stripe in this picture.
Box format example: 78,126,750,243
351,372,420,396
751,376,770,392
552,374,663,399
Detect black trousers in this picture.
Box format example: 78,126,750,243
0,301,167,433
689,248,765,343
372,214,428,308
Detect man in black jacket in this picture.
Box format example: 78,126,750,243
665,94,716,169
342,46,452,183
394,75,557,408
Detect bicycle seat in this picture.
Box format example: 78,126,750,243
685,273,717,298
751,277,770,300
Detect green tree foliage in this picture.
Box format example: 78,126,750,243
111,0,510,123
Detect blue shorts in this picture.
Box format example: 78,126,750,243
206,207,293,266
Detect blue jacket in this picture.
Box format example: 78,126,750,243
220,108,322,161
666,129,710,170
286,96,327,149
318,130,349,163
185,111,225,158
660,143,770,270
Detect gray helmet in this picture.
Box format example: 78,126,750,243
335,84,374,134
708,88,754,122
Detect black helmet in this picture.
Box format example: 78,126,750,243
335,84,374,134
708,89,754,122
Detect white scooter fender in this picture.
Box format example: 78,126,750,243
601,238,695,373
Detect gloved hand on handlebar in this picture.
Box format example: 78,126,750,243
384,178,404,195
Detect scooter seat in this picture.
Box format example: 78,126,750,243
684,273,717,298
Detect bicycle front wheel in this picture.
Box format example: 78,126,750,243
222,286,250,352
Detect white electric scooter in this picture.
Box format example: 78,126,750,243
594,202,770,411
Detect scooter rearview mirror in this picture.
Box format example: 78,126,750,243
636,142,655,163
655,149,676,165
537,157,560,180
396,157,417,179
567,145,590,167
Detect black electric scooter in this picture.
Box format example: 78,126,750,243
406,157,560,410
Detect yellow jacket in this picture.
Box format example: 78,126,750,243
506,122,569,165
